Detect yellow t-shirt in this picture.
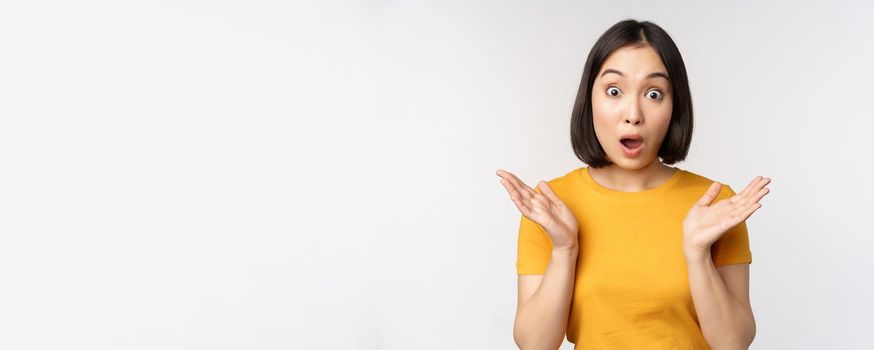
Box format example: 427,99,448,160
516,166,752,349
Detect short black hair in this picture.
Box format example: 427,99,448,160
570,19,693,168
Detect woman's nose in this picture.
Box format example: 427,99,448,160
625,106,643,125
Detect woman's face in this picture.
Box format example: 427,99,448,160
591,44,673,170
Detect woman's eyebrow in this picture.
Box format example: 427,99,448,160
600,68,670,81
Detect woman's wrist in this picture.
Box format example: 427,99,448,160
683,242,710,262
682,232,711,258
552,243,579,256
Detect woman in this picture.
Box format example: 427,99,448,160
496,19,770,350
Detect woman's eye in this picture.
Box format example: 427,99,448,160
607,87,621,97
647,90,663,100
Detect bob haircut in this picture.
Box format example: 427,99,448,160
570,19,693,168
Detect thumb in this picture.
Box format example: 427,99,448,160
537,181,562,204
696,182,722,206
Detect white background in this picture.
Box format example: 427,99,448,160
1,1,871,349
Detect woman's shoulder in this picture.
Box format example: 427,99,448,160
677,167,715,184
675,168,738,198
548,166,585,186
532,167,584,195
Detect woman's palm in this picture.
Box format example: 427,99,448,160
497,169,578,249
683,176,771,251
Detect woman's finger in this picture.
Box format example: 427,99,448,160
506,172,537,201
749,185,770,205
739,177,771,206
508,189,534,218
733,176,768,204
759,177,772,190
499,177,514,194
499,173,538,214
738,202,762,222
696,182,722,206
739,176,764,197
537,181,563,205
752,177,770,192
498,170,534,201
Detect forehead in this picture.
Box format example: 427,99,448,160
597,44,667,79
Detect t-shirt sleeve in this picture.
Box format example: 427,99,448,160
516,212,554,275
710,184,753,267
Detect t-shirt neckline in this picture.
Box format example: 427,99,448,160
579,166,684,201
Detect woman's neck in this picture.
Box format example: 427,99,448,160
587,160,676,192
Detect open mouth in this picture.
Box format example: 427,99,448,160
619,135,644,157
620,138,644,149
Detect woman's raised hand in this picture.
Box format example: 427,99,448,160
496,169,579,250
682,176,771,254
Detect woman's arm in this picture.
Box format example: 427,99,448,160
681,177,770,349
684,249,755,349
514,244,578,350
497,169,580,350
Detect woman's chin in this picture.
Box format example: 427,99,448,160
608,153,657,170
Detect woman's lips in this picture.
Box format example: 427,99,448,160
620,138,644,157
